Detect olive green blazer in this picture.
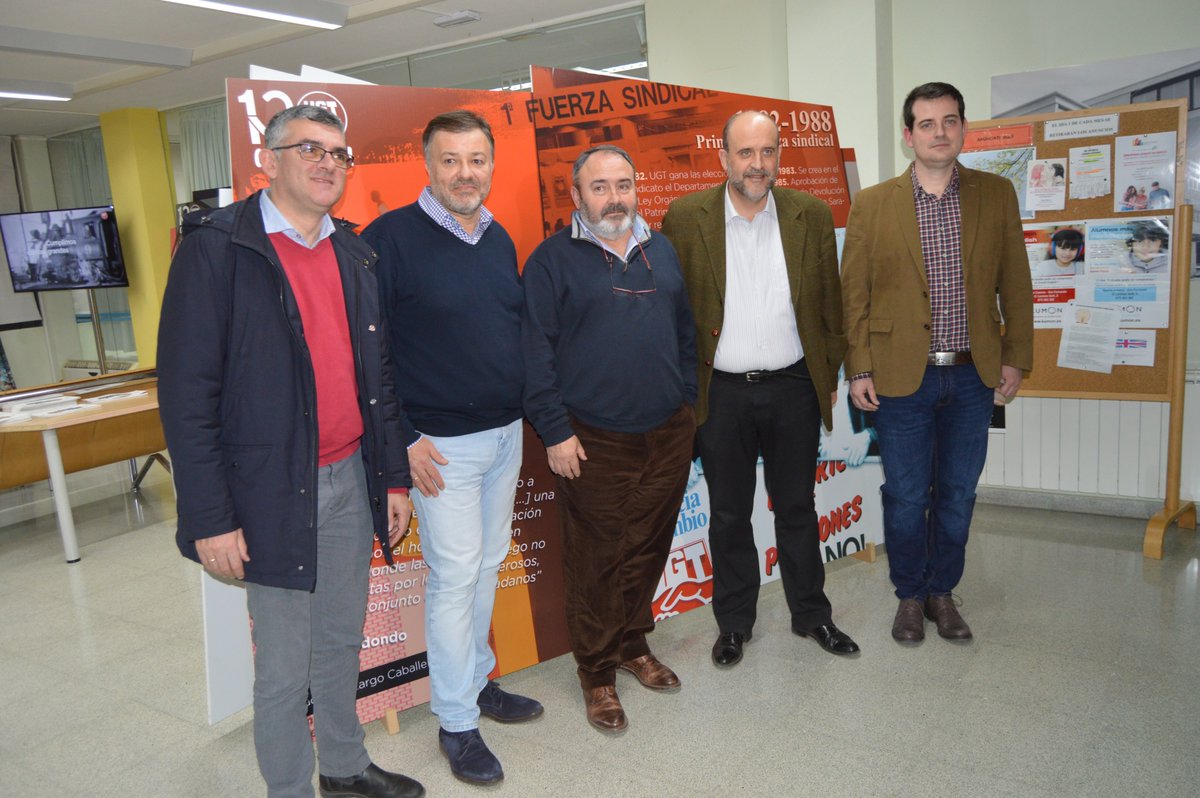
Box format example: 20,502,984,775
840,163,1034,397
660,183,846,430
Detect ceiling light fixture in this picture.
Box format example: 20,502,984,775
433,10,481,28
161,0,347,30
0,79,73,102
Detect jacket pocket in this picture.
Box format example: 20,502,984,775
868,318,893,333
224,443,272,486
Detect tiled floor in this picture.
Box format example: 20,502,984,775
1,474,1197,797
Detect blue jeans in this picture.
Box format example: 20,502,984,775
411,419,522,733
874,364,993,600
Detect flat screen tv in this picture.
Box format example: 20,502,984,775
0,205,128,293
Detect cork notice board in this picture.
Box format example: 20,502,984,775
968,99,1188,401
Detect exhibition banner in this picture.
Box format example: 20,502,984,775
527,66,853,229
225,80,545,263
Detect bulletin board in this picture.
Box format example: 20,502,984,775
967,99,1188,401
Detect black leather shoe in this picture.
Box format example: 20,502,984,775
794,623,861,656
439,728,503,785
477,679,544,723
319,763,425,798
711,631,751,667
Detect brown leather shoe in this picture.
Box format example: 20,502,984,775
583,685,627,733
617,653,681,691
924,594,973,640
891,598,925,643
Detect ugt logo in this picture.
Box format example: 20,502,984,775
653,540,713,620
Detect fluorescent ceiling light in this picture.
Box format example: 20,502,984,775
0,26,191,68
161,0,347,30
0,79,73,102
434,10,481,28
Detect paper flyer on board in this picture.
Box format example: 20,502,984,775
1024,222,1084,328
1057,302,1119,373
1114,132,1175,212
1083,217,1172,278
1026,158,1066,211
1068,144,1111,200
1114,329,1155,366
958,146,1034,219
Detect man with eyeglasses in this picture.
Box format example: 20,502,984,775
361,110,541,787
522,145,697,734
158,105,424,797
661,110,859,670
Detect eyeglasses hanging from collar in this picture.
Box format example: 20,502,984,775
603,241,656,297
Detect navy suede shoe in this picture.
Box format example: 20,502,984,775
477,679,544,723
439,728,503,785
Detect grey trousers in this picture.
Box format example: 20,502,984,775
245,452,373,798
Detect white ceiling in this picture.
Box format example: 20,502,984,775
0,0,644,138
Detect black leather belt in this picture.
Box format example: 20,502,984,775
928,351,972,366
713,365,800,383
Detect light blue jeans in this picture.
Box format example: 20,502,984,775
412,419,522,732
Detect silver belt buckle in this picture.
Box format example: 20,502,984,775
930,351,956,366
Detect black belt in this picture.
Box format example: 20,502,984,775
927,351,972,366
713,363,802,383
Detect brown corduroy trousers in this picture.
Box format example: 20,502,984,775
555,403,696,689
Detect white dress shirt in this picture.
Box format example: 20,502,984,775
712,186,804,372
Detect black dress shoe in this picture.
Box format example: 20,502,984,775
794,623,860,656
711,631,751,667
319,763,425,798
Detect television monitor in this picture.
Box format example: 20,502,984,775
0,205,128,293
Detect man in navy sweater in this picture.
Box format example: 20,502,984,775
522,145,698,734
361,111,542,787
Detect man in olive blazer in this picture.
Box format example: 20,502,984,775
841,169,1033,397
841,82,1033,645
661,110,858,669
665,185,845,431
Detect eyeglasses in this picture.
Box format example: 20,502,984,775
272,142,355,169
604,242,655,297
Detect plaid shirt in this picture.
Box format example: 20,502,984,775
417,185,493,245
912,166,969,353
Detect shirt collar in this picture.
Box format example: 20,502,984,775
571,211,651,261
724,182,777,224
418,186,494,244
911,163,961,200
260,189,335,249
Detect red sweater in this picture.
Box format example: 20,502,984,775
271,232,363,466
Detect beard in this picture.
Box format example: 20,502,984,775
729,168,776,203
433,180,485,218
580,201,635,240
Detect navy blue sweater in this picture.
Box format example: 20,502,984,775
361,203,524,442
522,223,698,446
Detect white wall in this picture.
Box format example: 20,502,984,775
646,0,789,99
784,0,893,187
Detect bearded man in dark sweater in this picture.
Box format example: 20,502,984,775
361,111,542,788
522,145,698,734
